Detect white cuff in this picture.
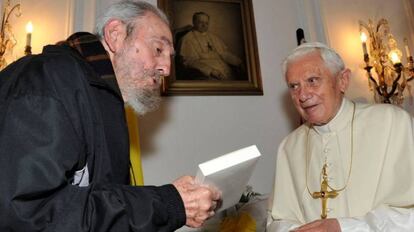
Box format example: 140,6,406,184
338,217,372,232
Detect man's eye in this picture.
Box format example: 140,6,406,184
308,77,319,85
156,48,162,55
288,83,299,90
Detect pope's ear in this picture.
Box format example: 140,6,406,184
339,68,351,93
103,19,127,53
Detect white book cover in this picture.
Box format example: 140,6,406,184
195,145,261,211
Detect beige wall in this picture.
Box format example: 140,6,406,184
4,0,413,197
138,0,414,195
137,0,300,195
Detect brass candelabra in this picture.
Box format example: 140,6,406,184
0,0,21,70
359,18,414,104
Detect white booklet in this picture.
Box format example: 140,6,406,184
195,145,261,211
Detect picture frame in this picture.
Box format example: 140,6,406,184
158,0,262,95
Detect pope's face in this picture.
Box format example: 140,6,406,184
113,12,174,114
194,14,209,33
285,51,349,125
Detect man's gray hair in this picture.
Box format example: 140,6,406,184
95,0,169,40
192,11,209,24
281,42,345,78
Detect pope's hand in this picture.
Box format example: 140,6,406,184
291,218,341,232
173,176,221,228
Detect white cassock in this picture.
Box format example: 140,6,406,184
179,30,241,80
267,98,414,231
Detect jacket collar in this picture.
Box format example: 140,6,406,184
47,32,122,98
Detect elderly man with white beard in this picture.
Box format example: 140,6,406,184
0,1,220,231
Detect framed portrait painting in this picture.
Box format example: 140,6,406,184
157,0,262,95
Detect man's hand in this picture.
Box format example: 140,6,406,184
210,69,225,80
173,176,221,228
292,218,341,232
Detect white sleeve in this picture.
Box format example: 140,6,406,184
338,206,414,232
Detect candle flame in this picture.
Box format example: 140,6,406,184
389,51,401,64
26,21,33,33
360,32,367,42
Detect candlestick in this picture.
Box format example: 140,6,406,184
25,21,33,55
404,38,411,58
360,32,368,55
26,21,33,47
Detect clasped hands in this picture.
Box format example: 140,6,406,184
210,69,225,80
173,176,221,228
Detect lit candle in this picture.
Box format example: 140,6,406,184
404,38,411,58
390,51,401,64
26,21,33,47
360,32,368,55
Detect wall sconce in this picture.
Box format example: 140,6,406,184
359,18,414,104
0,0,21,70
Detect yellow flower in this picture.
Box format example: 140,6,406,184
219,212,256,232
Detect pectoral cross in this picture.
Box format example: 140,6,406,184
207,42,213,51
311,164,338,219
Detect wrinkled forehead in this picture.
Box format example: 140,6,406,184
134,12,173,44
285,53,329,80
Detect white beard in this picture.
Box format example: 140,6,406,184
124,79,161,115
113,43,162,115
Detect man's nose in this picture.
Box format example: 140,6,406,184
298,85,312,102
156,57,171,77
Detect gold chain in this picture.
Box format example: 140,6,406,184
305,101,356,196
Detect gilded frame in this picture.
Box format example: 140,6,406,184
158,0,262,95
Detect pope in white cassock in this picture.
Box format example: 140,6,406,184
179,12,242,80
267,42,414,232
